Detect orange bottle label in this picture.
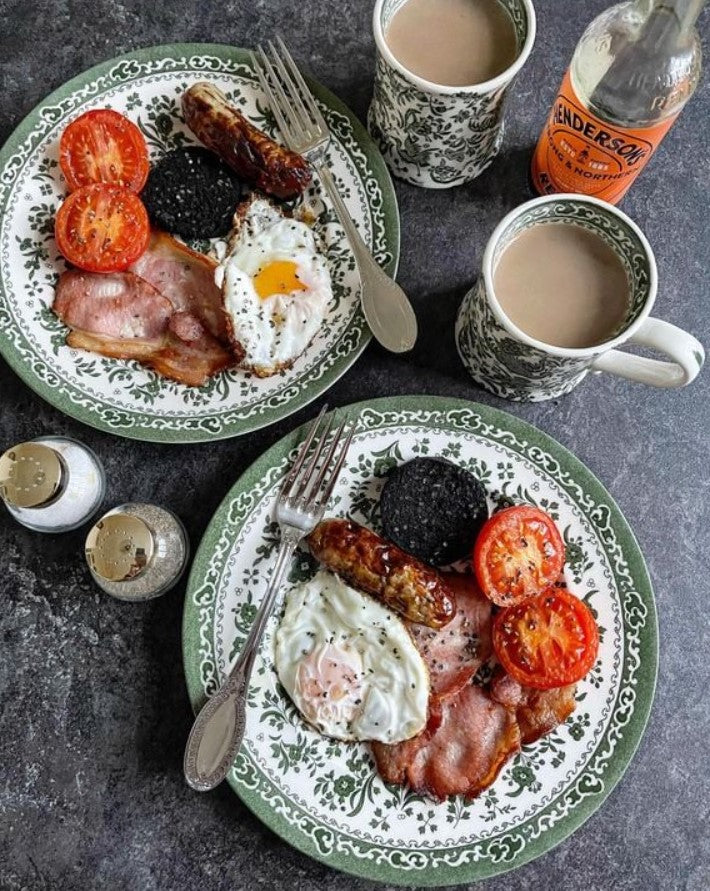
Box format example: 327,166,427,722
531,70,678,205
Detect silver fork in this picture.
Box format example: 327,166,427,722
183,405,355,791
253,37,418,354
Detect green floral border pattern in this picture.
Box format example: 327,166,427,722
182,396,658,885
0,45,400,442
210,422,621,846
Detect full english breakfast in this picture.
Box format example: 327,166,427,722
1,9,684,878
275,455,600,803
50,87,329,385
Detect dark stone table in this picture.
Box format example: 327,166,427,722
2,1,709,888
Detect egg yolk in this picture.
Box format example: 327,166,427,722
253,260,307,300
294,643,364,728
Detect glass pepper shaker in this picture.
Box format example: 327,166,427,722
85,503,189,601
0,436,105,533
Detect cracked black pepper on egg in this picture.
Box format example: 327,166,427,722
380,457,488,565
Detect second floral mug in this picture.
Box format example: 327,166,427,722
455,194,705,402
368,0,537,188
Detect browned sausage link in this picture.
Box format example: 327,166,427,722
307,519,457,629
181,83,312,200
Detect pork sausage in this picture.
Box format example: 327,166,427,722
307,518,457,629
182,83,311,199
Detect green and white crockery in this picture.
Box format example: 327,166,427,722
0,44,399,442
368,0,536,188
183,395,658,885
456,194,705,402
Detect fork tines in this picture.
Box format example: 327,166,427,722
251,36,328,148
281,406,355,515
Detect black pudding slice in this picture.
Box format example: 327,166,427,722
380,457,488,566
141,147,243,239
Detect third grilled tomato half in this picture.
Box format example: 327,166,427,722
474,505,565,607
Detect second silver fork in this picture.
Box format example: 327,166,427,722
183,406,355,792
253,37,418,354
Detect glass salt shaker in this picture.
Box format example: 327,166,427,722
85,502,189,601
0,436,105,533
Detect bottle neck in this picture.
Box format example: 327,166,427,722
634,0,705,35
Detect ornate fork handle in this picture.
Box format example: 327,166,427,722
183,533,300,791
315,163,418,354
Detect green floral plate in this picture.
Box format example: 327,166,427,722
183,395,657,885
0,44,399,442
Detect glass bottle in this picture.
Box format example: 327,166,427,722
0,437,105,533
531,0,704,204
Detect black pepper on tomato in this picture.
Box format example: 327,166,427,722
60,109,150,192
54,183,150,273
492,588,600,690
473,505,565,607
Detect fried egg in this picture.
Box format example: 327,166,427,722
216,197,332,376
275,570,429,743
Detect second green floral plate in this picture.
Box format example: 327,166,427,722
183,395,658,885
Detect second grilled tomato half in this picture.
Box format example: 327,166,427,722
54,183,150,273
492,588,600,690
474,505,565,607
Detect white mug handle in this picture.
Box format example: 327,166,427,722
591,316,705,388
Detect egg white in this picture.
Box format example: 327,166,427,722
275,570,430,744
217,199,332,376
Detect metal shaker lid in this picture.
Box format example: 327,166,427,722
85,513,155,582
0,442,64,508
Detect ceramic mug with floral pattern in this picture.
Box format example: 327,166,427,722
455,194,705,402
368,0,536,188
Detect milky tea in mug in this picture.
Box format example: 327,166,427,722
455,195,705,401
493,223,630,349
384,0,518,88
368,0,536,188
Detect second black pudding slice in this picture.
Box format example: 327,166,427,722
380,457,488,566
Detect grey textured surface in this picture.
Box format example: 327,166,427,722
1,1,709,888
